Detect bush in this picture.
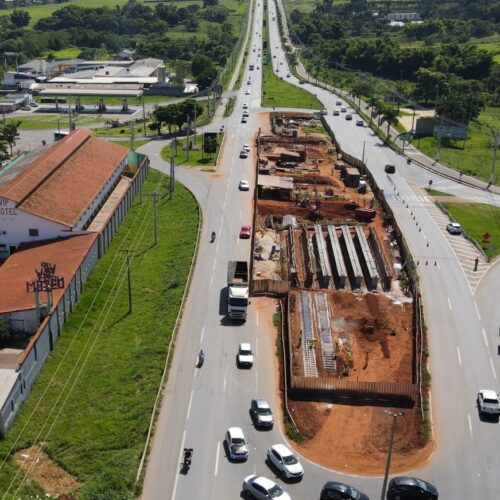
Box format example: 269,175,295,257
0,317,11,343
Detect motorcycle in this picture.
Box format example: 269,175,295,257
197,350,205,368
210,231,216,243
181,448,193,474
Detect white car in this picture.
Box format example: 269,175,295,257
243,110,250,117
240,149,249,159
446,222,462,235
226,427,249,461
245,89,251,95
242,475,291,500
237,342,253,367
241,116,248,123
242,144,250,152
340,106,347,113
477,389,500,417
243,103,249,109
267,443,304,480
239,180,250,191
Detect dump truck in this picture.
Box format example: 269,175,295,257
227,261,249,320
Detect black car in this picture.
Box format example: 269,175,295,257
387,476,438,500
385,164,396,174
320,481,369,500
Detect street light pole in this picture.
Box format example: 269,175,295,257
380,411,404,500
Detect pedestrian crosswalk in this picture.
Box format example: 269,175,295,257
410,187,490,291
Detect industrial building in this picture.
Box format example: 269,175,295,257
0,128,129,258
0,128,149,433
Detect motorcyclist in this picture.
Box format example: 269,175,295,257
211,231,216,242
198,349,205,361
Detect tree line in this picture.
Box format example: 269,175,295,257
0,0,238,89
289,0,499,123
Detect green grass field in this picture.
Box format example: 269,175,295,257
161,132,223,167
6,114,105,130
415,107,500,184
262,7,322,109
441,202,500,259
112,139,150,149
0,169,199,498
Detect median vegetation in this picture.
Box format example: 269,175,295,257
0,169,199,498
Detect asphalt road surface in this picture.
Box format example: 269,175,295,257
142,0,500,498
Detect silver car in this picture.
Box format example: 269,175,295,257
251,398,274,429
267,443,304,479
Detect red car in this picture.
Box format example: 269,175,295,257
239,225,252,239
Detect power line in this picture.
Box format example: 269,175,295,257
2,176,164,497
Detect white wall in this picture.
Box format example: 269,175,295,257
0,198,69,256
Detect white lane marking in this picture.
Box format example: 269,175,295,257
186,389,194,420
223,375,227,393
240,208,243,218
200,326,205,343
474,302,481,320
214,441,221,476
421,231,427,241
436,261,440,270
456,346,462,366
216,239,220,252
467,414,473,438
210,275,214,288
256,310,259,327
482,328,489,347
489,358,497,379
171,429,187,500
212,260,216,271
447,297,452,311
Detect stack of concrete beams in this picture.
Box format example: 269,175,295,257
354,226,379,290
340,225,363,290
299,291,318,377
287,227,300,287
301,225,315,288
315,292,336,373
313,224,332,289
326,225,347,289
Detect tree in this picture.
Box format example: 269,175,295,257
0,121,20,155
367,95,380,127
10,10,30,28
203,0,218,6
191,54,213,78
436,78,485,124
380,107,399,140
413,68,445,105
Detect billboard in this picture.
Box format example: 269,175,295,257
433,125,468,140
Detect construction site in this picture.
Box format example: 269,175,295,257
252,112,432,474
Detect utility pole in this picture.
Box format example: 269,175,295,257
193,104,197,145
489,129,500,185
146,192,160,245
119,250,133,314
169,140,176,199
186,115,190,161
380,411,404,500
129,122,135,151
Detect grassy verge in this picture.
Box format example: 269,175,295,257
0,169,199,498
440,202,500,259
6,114,105,130
161,132,223,167
426,188,452,196
112,139,150,149
415,107,500,184
262,45,321,108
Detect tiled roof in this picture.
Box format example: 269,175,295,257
0,233,97,314
0,129,128,227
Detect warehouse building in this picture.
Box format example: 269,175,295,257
0,128,149,433
0,128,129,259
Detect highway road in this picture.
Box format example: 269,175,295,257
141,0,500,498
269,0,500,498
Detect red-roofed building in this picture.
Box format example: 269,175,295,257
0,128,128,259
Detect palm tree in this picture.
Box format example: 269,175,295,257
380,108,399,141
367,96,380,127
